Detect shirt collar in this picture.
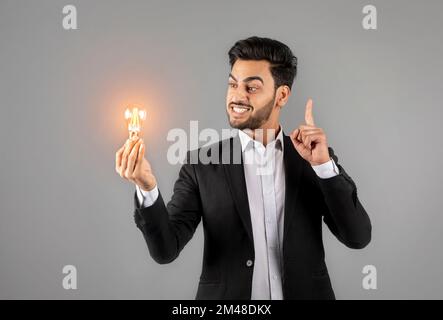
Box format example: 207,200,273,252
238,126,284,153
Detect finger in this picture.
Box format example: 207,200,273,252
125,139,142,179
290,129,299,141
120,137,141,178
291,129,302,146
115,144,125,173
294,129,311,150
299,124,316,130
299,127,321,144
291,132,312,158
134,140,145,171
298,130,311,150
299,128,321,136
303,135,312,150
291,129,300,145
304,132,326,150
296,128,303,143
296,127,308,142
305,98,315,126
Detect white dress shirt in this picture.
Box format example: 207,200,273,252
135,127,339,299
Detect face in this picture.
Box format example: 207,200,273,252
226,59,278,130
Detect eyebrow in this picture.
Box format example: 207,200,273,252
229,73,264,85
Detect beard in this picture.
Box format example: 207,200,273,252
227,91,276,130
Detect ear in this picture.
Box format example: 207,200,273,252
275,85,291,108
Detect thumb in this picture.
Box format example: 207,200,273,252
291,129,301,146
291,128,300,140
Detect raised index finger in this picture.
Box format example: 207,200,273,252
304,98,315,126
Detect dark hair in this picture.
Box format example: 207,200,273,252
228,36,298,90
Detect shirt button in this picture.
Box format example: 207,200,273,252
273,275,278,280
246,259,254,267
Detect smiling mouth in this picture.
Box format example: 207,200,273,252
230,105,252,115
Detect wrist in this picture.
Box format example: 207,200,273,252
310,157,331,166
139,183,156,192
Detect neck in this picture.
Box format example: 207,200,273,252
245,123,281,146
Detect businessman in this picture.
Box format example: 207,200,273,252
115,36,371,300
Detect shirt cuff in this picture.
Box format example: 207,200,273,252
311,158,340,179
136,185,159,208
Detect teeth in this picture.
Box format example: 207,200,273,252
233,106,248,114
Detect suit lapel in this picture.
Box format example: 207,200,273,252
282,133,304,246
222,133,305,247
222,136,254,243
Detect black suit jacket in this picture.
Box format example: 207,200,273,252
133,133,371,300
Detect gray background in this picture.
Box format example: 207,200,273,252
1,0,442,299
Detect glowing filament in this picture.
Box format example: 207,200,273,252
125,107,146,138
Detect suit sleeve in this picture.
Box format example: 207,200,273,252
133,156,202,264
316,147,372,249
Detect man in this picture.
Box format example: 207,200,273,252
115,36,371,300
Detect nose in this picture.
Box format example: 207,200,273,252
231,94,249,107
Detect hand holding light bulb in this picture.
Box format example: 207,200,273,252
115,107,157,192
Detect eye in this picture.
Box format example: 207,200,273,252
228,83,237,88
247,87,258,93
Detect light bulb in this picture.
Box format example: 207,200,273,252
124,106,147,139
